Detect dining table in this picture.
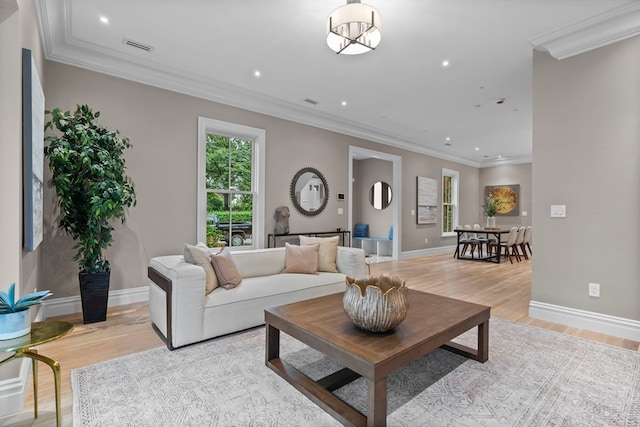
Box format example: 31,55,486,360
454,227,513,263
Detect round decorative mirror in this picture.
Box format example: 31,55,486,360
290,167,329,216
369,181,392,210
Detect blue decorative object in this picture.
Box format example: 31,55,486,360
0,283,51,339
0,310,30,340
354,223,369,238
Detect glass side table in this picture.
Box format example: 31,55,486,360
0,320,74,427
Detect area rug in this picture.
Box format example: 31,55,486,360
72,318,640,426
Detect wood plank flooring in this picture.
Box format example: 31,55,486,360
2,253,638,426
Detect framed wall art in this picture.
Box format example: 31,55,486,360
23,48,45,252
485,184,520,216
417,176,437,224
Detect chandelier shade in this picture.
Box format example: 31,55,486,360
326,1,382,55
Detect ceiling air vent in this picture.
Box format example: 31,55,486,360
303,98,319,105
122,38,154,53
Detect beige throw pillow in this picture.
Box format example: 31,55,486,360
183,244,219,295
209,247,242,289
299,235,339,273
282,243,319,274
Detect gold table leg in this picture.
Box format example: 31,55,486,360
1,349,62,427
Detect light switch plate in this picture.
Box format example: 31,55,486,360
550,205,566,218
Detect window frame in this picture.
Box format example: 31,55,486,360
197,117,265,249
441,168,459,237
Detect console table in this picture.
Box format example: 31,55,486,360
268,230,351,248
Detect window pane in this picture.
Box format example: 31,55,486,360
207,192,253,248
443,175,451,204
205,134,230,190
230,138,253,192
442,205,452,233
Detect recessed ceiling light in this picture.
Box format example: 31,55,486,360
442,60,450,67
341,101,347,107
475,147,480,151
253,70,261,77
446,137,450,141
100,16,109,24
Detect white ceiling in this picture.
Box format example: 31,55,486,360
35,0,640,167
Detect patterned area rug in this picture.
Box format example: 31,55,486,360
72,318,640,426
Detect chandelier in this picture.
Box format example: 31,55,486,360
326,0,382,55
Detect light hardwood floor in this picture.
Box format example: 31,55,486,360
2,253,638,426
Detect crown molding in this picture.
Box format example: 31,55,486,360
36,0,542,169
479,154,532,168
530,2,640,60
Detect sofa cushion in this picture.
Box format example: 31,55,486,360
209,247,242,289
282,243,319,274
183,244,218,294
299,235,339,273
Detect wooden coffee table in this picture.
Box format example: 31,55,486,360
265,289,490,427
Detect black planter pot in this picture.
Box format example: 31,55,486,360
79,271,110,324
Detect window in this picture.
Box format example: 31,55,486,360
197,117,265,249
441,168,459,236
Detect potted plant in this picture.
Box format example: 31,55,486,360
0,283,52,340
483,194,503,229
44,105,136,324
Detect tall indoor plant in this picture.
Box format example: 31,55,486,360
44,104,136,323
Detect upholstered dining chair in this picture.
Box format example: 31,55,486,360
490,226,520,264
522,225,532,257
515,226,528,260
463,224,483,258
473,224,489,258
454,225,473,258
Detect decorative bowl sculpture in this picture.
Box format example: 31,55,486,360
343,274,409,332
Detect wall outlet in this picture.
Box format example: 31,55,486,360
424,238,428,245
588,282,600,297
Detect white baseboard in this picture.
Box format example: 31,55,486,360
400,245,456,259
529,300,640,342
43,286,150,318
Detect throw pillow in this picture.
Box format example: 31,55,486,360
209,247,242,289
195,242,212,256
183,244,219,294
282,243,319,274
299,235,339,273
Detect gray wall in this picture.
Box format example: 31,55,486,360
532,36,640,321
0,0,44,302
479,163,532,229
40,61,486,299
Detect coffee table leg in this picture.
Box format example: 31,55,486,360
368,377,387,427
477,319,489,362
266,324,280,362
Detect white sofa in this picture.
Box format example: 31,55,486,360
148,246,366,350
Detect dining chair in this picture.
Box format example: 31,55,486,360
453,225,473,258
490,226,520,263
515,226,528,260
523,225,532,257
473,224,489,258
